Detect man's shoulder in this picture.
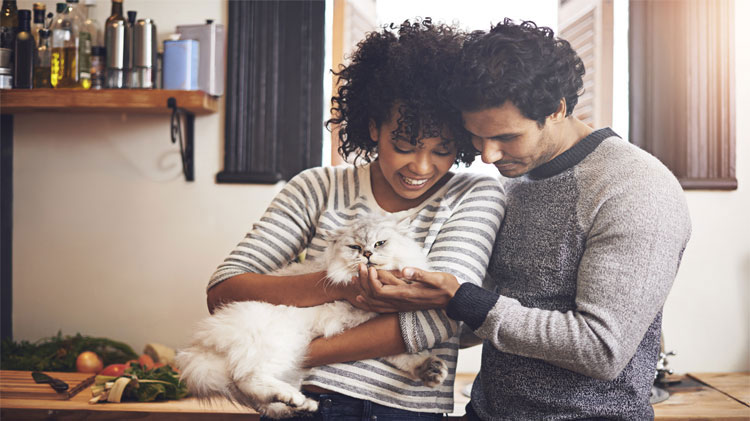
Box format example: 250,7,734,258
582,136,683,194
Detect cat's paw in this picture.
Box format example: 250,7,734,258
260,402,297,419
261,397,318,419
417,356,448,388
272,390,308,408
296,397,318,413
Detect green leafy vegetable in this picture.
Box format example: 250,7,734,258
0,331,138,372
93,362,188,403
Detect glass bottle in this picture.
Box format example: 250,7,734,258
1,0,18,53
83,0,101,48
66,0,89,88
124,10,135,87
104,0,125,88
84,0,103,89
50,2,79,88
33,28,51,87
31,2,44,46
13,9,33,88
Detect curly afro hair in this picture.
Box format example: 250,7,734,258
327,18,475,165
447,18,585,126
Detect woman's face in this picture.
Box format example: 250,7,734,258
369,109,457,211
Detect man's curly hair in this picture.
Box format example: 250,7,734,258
327,19,475,165
447,19,585,126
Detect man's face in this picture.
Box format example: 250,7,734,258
462,101,565,178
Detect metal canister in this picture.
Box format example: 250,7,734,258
133,18,157,89
105,19,126,88
125,11,137,88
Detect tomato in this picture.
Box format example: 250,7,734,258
99,363,128,377
138,354,155,370
76,351,103,373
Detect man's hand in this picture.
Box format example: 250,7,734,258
348,264,460,312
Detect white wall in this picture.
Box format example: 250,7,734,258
9,0,749,375
11,0,285,355
662,0,750,373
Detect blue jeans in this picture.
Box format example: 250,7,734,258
261,391,445,421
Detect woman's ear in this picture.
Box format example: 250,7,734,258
369,119,379,143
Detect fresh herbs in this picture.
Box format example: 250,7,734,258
0,332,138,372
91,362,188,403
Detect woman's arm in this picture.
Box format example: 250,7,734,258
303,313,406,368
207,271,359,314
206,168,335,312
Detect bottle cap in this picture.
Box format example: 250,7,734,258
127,11,137,24
18,10,31,23
33,3,46,10
56,3,67,13
66,0,80,3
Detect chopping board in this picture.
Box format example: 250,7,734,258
0,370,95,400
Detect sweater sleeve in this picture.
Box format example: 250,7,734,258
446,169,691,380
399,175,506,353
207,167,331,290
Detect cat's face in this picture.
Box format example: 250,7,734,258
323,217,414,284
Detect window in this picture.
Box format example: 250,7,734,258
559,0,614,129
629,0,736,190
217,0,325,183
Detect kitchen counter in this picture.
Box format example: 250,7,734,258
1,371,748,419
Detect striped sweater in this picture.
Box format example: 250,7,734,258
208,163,506,413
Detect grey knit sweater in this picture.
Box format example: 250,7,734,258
447,129,691,420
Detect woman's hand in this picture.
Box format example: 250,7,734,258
349,264,460,313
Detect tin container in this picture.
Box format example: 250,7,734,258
176,20,224,96
163,39,199,90
133,18,157,89
105,20,126,88
0,67,12,90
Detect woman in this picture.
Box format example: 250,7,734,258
206,19,505,419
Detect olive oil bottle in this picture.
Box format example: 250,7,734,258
33,28,51,87
50,2,79,88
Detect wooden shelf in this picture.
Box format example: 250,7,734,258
0,89,219,115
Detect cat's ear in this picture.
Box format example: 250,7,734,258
317,226,336,243
326,224,356,246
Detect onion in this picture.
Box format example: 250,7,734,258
76,351,104,373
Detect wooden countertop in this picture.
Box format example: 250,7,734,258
1,371,748,419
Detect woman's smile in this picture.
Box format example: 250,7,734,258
399,173,431,188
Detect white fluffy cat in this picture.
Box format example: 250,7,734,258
176,215,448,419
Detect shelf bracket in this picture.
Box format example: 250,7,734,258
167,97,195,182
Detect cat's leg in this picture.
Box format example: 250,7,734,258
310,301,377,338
258,399,319,420
234,374,318,414
383,351,448,388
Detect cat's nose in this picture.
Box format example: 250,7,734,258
362,250,372,259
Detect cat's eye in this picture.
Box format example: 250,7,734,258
373,240,387,248
348,245,362,251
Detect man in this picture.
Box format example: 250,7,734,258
354,19,691,420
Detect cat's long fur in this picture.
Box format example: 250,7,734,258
176,215,448,419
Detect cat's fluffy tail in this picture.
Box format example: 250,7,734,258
175,346,241,404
